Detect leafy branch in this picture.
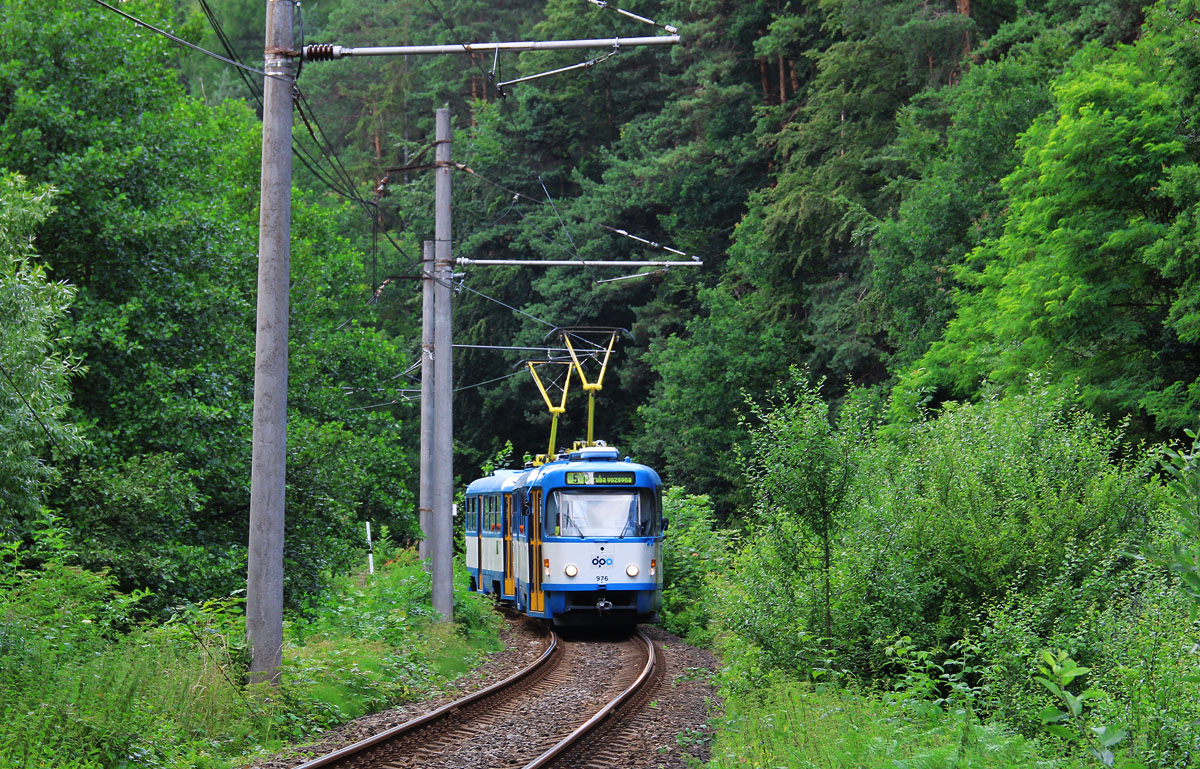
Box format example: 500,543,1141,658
1147,428,1200,619
1035,650,1141,769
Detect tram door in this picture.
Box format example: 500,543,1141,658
474,497,483,588
529,489,544,613
503,493,515,598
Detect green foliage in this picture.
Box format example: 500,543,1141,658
1035,650,1142,769
870,16,1074,369
658,487,729,644
740,370,861,641
707,675,1079,769
0,0,420,607
633,282,792,513
0,540,501,768
830,387,1153,671
881,635,997,722
709,372,867,684
897,2,1200,431
0,173,83,531
1145,429,1200,618
700,373,1200,760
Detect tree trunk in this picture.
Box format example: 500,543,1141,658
778,54,787,104
823,532,832,640
957,0,972,59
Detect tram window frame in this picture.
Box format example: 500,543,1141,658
543,488,660,538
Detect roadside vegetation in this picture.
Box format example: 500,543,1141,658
0,534,498,769
662,378,1199,768
3,0,1200,766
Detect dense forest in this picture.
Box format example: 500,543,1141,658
3,0,1200,766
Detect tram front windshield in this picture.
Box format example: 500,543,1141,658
548,490,653,538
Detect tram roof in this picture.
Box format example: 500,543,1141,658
528,455,661,489
464,468,527,495
464,451,661,494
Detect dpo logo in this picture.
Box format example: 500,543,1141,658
591,556,614,567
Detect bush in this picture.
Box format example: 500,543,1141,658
0,537,503,769
709,371,867,682
839,387,1156,669
660,488,731,644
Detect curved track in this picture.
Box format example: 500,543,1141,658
289,627,658,769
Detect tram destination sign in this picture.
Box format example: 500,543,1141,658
565,471,636,486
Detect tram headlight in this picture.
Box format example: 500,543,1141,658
564,563,578,578
626,563,640,577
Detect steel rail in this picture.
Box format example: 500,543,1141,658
520,629,657,769
289,629,559,769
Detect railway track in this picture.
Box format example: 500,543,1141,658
289,626,658,769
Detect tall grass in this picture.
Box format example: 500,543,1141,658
0,549,500,768
707,677,1082,769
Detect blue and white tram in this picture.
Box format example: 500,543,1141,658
464,445,664,626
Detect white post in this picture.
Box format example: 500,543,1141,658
366,521,375,575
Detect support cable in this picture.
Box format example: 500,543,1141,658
0,365,67,460
495,48,619,89
293,89,420,266
88,0,283,82
583,0,679,34
197,0,264,107
452,164,699,261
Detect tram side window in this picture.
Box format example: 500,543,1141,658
466,497,475,532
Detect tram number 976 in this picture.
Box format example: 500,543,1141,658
596,575,609,584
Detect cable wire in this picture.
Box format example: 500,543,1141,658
197,0,264,107
0,365,68,460
423,0,507,100
88,0,283,82
456,282,558,330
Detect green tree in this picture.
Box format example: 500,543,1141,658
897,1,1200,432
1,0,418,606
741,371,861,641
0,174,83,533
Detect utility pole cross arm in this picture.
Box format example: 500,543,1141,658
457,258,702,267
303,36,680,61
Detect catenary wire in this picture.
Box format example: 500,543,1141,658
88,0,283,82
197,0,264,107
90,0,589,401
181,0,615,355
0,365,68,460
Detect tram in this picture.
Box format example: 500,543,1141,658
464,444,663,626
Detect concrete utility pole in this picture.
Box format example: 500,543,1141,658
419,241,435,565
431,108,454,621
247,0,296,685
242,18,681,656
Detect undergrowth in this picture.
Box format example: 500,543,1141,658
706,674,1083,769
0,531,500,769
